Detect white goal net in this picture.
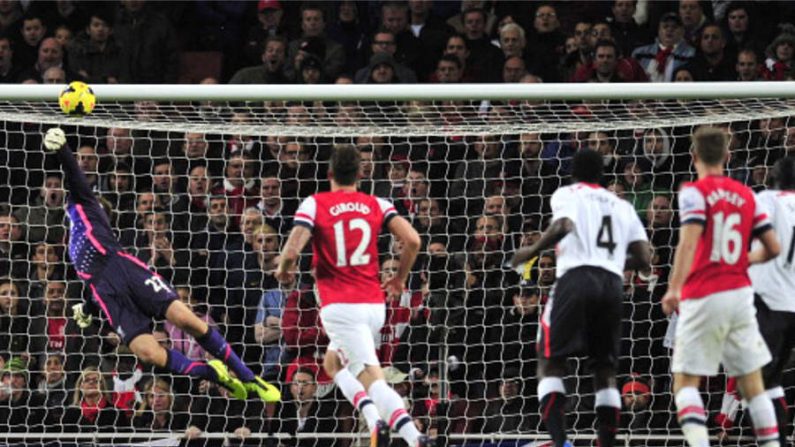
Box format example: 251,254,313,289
0,83,793,446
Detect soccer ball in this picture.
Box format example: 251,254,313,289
58,81,96,115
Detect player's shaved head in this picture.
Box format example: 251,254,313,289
692,126,728,166
330,144,361,186
773,156,795,190
571,148,603,183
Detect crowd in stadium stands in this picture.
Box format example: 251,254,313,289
0,0,795,443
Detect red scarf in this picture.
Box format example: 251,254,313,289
81,397,108,423
655,46,673,73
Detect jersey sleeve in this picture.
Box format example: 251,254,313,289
293,196,317,230
56,144,96,204
752,192,773,236
626,202,649,243
551,187,578,224
678,185,706,225
375,197,398,226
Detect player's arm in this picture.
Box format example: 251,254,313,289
385,215,421,295
625,240,652,271
275,225,312,284
43,128,95,204
748,227,780,264
510,217,573,269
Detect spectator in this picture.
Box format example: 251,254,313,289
186,375,266,444
379,1,425,79
0,357,45,432
0,35,18,83
354,29,417,83
242,0,286,67
679,0,709,46
461,8,503,82
525,4,566,82
114,0,179,83
14,13,48,70
14,174,65,244
36,353,68,423
18,37,69,84
256,173,294,236
763,24,795,80
0,211,27,278
285,4,345,82
502,56,527,83
397,168,430,217
441,33,482,82
560,21,592,82
327,1,367,76
0,1,22,40
673,66,695,81
588,40,623,82
736,48,761,81
636,127,679,189
75,145,100,191
481,371,531,433
608,0,649,58
587,130,622,180
131,378,188,431
255,282,285,380
0,278,33,359
621,374,669,437
230,35,289,84
360,52,404,84
722,2,763,57
498,22,526,60
408,0,452,77
68,11,122,83
42,66,66,84
632,12,695,82
646,194,677,265
211,152,259,221
275,367,346,446
447,0,495,36
59,366,129,432
281,282,331,384
686,23,735,81
53,25,73,49
486,286,539,380
622,160,658,219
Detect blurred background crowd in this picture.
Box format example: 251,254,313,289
1,0,795,445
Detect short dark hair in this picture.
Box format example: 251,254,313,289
773,155,795,190
438,54,462,70
571,149,604,183
330,145,361,186
692,126,728,166
463,7,487,22
594,39,619,57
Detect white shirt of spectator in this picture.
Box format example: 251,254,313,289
749,190,795,312
551,183,648,279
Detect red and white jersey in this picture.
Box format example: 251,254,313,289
678,176,771,300
294,190,397,307
749,190,795,312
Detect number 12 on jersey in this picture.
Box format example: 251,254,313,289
333,218,371,267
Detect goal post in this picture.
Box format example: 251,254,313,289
0,82,792,446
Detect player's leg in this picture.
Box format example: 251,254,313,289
725,288,778,447
127,333,231,387
322,348,384,438
672,373,710,447
537,357,570,447
672,295,725,447
736,370,780,447
164,299,280,402
757,296,793,447
587,272,623,447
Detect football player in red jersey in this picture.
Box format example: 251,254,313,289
663,127,781,447
276,145,432,447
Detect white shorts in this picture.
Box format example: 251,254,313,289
320,303,385,377
672,287,771,377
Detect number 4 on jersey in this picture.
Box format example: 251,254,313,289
597,215,617,256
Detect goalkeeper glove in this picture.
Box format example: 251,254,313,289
72,303,93,329
43,128,66,151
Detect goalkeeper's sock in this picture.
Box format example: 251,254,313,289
196,327,255,383
594,387,621,447
768,387,789,447
369,379,421,445
166,348,217,382
538,377,568,447
334,368,381,432
748,393,780,447
675,387,709,447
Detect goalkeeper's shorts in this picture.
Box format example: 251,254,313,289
88,251,178,344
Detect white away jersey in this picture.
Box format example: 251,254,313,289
551,183,648,278
749,190,795,312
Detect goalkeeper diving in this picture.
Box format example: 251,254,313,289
44,128,280,403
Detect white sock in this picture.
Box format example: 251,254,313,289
748,393,780,446
594,387,621,409
675,387,709,447
333,369,381,432
369,379,421,445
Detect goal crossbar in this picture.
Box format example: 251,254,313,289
2,82,795,101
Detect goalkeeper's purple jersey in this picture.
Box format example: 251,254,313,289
57,145,122,277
